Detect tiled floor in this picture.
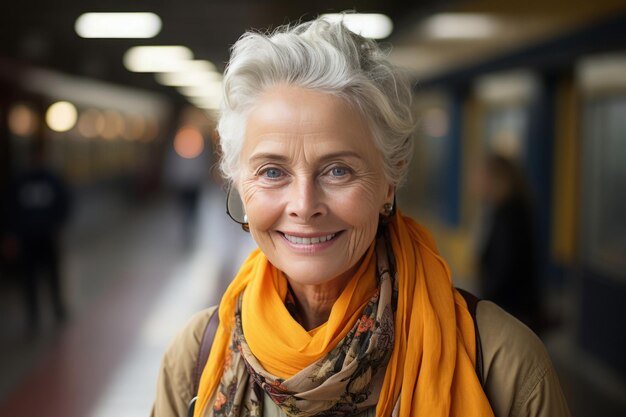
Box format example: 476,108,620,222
0,183,624,416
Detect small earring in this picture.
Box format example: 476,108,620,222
243,214,248,223
382,203,393,216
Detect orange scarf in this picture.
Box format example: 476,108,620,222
194,213,494,416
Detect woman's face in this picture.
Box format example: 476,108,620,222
238,85,393,287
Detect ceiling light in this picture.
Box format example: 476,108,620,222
75,12,162,39
187,96,222,110
156,71,222,87
422,14,498,39
322,13,393,39
101,110,126,140
155,60,221,87
169,60,216,73
124,46,194,72
474,71,537,103
46,101,77,132
173,127,204,159
178,82,222,98
77,108,105,138
8,103,38,137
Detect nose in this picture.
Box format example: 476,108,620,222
286,177,327,222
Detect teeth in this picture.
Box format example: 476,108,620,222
284,233,336,245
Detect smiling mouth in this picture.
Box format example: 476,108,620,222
281,232,339,245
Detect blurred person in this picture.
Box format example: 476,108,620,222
474,154,541,330
153,17,569,417
3,143,70,331
164,128,209,248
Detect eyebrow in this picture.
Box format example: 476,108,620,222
248,151,364,165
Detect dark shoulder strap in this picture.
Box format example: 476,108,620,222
189,307,220,417
456,288,485,386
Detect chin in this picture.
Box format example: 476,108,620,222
278,257,355,288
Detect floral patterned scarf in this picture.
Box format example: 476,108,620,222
194,213,494,417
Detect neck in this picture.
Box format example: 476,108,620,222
287,271,355,331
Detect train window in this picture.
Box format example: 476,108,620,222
582,96,626,278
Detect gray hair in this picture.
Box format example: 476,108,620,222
217,16,415,187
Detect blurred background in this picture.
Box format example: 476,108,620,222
1,1,625,416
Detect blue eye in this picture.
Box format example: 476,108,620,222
263,168,283,179
330,167,348,177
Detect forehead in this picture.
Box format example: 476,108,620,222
243,86,374,155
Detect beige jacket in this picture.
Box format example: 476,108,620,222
151,301,570,417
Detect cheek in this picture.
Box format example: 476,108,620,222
240,185,283,232
331,178,387,220
329,183,385,252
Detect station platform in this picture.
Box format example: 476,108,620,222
0,184,255,417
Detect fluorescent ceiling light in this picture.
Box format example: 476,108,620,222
170,60,216,73
322,13,393,39
178,82,222,98
75,12,162,39
157,59,217,74
423,14,498,39
185,91,223,107
124,46,193,72
187,96,222,110
156,71,222,87
155,60,220,86
188,95,222,104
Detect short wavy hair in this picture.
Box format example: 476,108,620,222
217,16,415,187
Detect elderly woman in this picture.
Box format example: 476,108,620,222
152,17,569,417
